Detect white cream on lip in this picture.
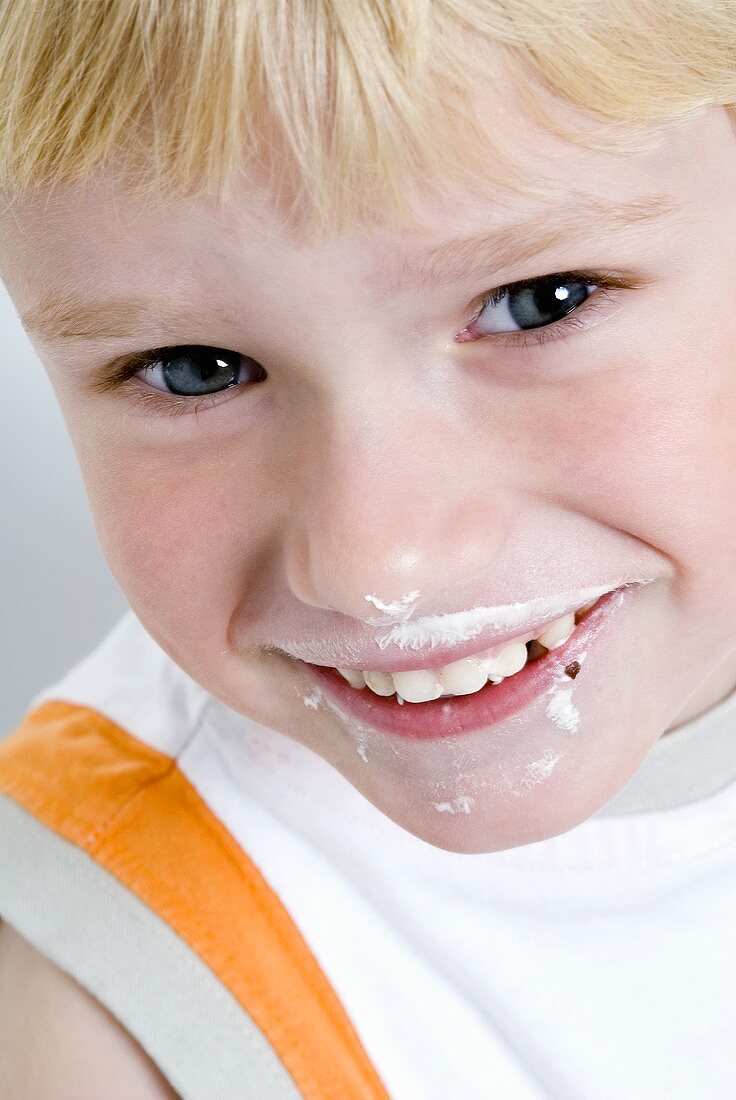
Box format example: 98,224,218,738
278,577,653,667
374,582,622,653
363,590,422,618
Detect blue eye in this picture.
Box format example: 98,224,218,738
453,267,640,348
136,345,267,397
473,276,597,336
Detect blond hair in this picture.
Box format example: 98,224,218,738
0,0,734,237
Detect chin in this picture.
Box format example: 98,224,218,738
365,780,614,855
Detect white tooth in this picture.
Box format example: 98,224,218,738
537,613,576,650
391,669,443,703
487,641,528,679
337,667,367,688
363,670,397,696
439,656,490,696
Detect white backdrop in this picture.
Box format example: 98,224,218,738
0,283,128,736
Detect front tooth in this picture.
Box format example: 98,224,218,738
537,612,576,650
439,656,489,696
363,670,396,696
337,667,367,688
391,669,443,703
487,641,528,679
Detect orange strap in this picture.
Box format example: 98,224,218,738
0,700,390,1100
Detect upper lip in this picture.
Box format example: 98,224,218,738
285,582,629,674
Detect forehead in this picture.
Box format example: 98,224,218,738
0,87,707,321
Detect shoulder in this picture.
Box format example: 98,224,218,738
0,917,180,1099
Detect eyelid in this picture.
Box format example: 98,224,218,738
456,268,647,344
87,345,256,423
89,344,250,399
88,347,174,397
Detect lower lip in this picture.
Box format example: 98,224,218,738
301,587,625,739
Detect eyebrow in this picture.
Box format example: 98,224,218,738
22,294,203,345
389,191,688,295
22,192,687,344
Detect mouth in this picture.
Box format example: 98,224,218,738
296,586,626,739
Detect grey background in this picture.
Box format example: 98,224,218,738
1,283,128,736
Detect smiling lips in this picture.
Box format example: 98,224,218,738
303,589,622,739
333,600,597,704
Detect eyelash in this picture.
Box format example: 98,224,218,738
461,268,636,349
96,268,635,422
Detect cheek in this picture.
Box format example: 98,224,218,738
84,452,270,644
540,324,736,593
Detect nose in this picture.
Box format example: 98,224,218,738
283,396,510,621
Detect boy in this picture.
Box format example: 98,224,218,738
1,1,736,1096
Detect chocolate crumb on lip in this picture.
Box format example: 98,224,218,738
564,660,581,679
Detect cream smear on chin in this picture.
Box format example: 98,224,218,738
545,654,586,733
374,582,624,652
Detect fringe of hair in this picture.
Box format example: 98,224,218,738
0,0,734,235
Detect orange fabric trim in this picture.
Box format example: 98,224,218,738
0,700,390,1100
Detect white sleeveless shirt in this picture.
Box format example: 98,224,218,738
2,608,736,1099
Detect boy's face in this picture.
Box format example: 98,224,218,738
2,97,736,853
